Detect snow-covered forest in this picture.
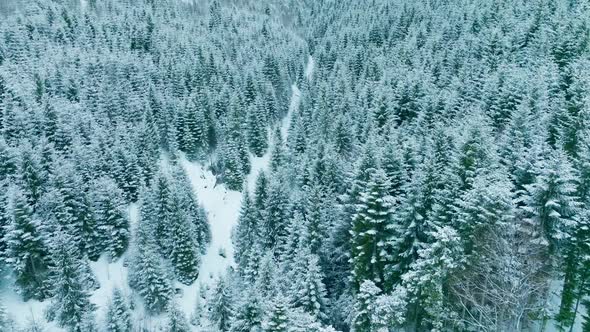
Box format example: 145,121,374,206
0,0,589,331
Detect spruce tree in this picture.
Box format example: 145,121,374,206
247,102,268,157
352,280,382,332
127,240,173,314
230,290,263,332
263,178,290,251
264,296,290,332
350,168,394,290
89,178,129,261
105,288,132,332
4,188,50,300
167,302,192,332
45,232,96,332
169,199,201,285
209,277,233,331
233,192,259,272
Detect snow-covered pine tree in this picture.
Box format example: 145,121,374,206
209,276,234,331
263,178,290,252
351,280,382,332
168,197,201,284
233,191,260,272
247,101,268,157
17,142,45,208
289,245,328,322
230,289,263,332
4,187,50,300
88,177,129,261
350,168,394,290
402,226,463,331
45,231,96,332
105,288,132,332
269,126,285,173
520,148,579,257
128,205,174,314
167,302,192,332
263,295,290,332
172,166,210,253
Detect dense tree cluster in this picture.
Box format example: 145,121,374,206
1,0,589,331
225,0,590,331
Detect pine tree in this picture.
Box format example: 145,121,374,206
269,126,285,173
105,288,132,332
264,296,290,332
51,162,94,257
520,148,579,256
352,280,382,332
230,290,263,332
173,166,210,252
167,302,192,332
45,232,96,332
169,199,201,284
89,178,129,261
127,241,173,314
350,168,394,290
263,178,290,251
247,102,268,157
402,226,463,331
4,188,50,300
233,192,259,272
209,277,233,331
289,246,328,322
222,139,246,191
18,143,45,208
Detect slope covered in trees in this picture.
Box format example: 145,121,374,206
1,0,589,331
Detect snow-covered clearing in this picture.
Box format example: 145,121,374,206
305,54,315,81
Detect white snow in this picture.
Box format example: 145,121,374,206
305,54,315,81
281,84,301,142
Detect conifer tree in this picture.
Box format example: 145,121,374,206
230,290,263,332
289,246,328,322
352,280,382,332
350,168,394,290
247,102,268,157
233,192,259,272
264,296,290,332
263,178,290,251
127,240,173,314
209,277,233,331
169,199,201,284
89,178,129,261
402,226,463,331
45,232,96,332
4,188,50,300
105,288,132,332
520,149,579,255
167,302,192,332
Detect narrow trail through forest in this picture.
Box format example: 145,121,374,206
177,55,314,323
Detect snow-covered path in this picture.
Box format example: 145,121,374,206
177,56,312,318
